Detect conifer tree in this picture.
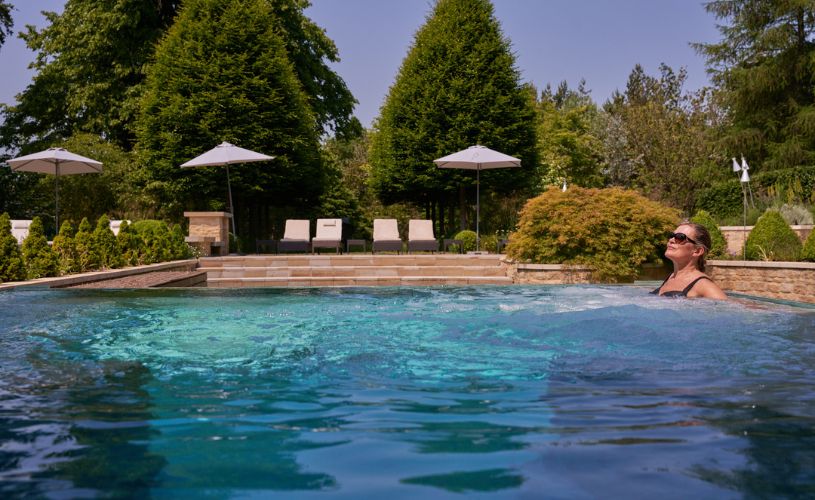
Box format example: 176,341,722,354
93,215,122,269
75,217,100,272
52,220,78,275
136,0,325,238
0,213,26,283
695,2,815,169
21,217,58,279
116,220,142,266
369,0,538,230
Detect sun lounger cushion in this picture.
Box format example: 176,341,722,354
312,218,342,242
283,219,310,241
372,219,402,253
408,219,437,252
10,220,32,245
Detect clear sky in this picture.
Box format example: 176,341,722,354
0,1,721,129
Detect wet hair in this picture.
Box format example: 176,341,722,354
679,221,711,272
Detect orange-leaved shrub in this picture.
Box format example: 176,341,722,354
506,186,680,282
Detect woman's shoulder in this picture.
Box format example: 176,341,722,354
688,274,728,300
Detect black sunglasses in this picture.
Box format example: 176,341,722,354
669,232,698,245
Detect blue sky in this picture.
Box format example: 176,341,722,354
0,1,721,129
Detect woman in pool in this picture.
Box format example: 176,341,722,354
652,222,728,300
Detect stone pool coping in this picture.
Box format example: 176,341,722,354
0,260,199,291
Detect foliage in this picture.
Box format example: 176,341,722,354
21,217,58,279
690,210,728,259
116,220,142,266
536,81,605,188
779,203,814,225
454,230,477,253
75,217,100,272
93,214,122,269
802,228,815,262
506,186,681,282
695,1,815,171
0,213,26,283
369,0,539,233
745,210,802,261
602,64,722,212
480,234,499,253
269,0,359,139
131,220,172,264
0,0,179,151
135,0,325,240
170,225,192,260
696,166,815,220
0,1,12,48
52,220,78,275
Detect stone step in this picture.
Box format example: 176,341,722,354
198,254,503,269
199,265,508,279
206,276,513,288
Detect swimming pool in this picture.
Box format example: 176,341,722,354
0,286,813,498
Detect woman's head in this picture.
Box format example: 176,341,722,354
666,221,711,271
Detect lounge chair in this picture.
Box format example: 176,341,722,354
408,219,438,253
10,220,32,245
372,219,402,253
277,219,310,253
312,218,343,253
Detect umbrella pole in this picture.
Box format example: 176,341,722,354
55,162,60,232
476,167,480,252
226,165,237,238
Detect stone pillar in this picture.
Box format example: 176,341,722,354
184,212,232,256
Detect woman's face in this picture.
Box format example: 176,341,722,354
665,224,700,261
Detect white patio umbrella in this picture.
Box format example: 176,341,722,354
6,147,103,231
181,142,275,237
434,145,521,250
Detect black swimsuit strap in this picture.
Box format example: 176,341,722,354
681,276,711,295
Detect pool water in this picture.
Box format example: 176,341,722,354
0,286,813,498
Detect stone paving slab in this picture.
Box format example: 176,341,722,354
66,271,207,289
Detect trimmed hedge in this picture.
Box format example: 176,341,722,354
453,230,477,253
507,186,680,282
21,217,58,279
0,213,26,283
803,228,815,262
745,210,802,261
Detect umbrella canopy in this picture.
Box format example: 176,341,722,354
6,147,103,230
181,142,275,238
434,145,521,251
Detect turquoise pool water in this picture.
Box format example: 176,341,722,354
0,286,813,498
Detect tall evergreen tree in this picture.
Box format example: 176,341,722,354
369,0,538,231
695,1,815,170
135,0,325,239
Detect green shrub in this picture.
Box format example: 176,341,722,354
75,217,100,272
93,214,123,269
52,220,78,274
0,213,26,283
21,217,58,279
745,210,802,261
506,186,681,282
453,230,477,252
132,220,172,264
117,220,143,266
690,210,728,259
170,225,192,260
480,234,499,253
695,180,743,219
802,228,815,262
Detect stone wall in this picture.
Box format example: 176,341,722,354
510,263,593,284
720,225,813,256
707,260,815,304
